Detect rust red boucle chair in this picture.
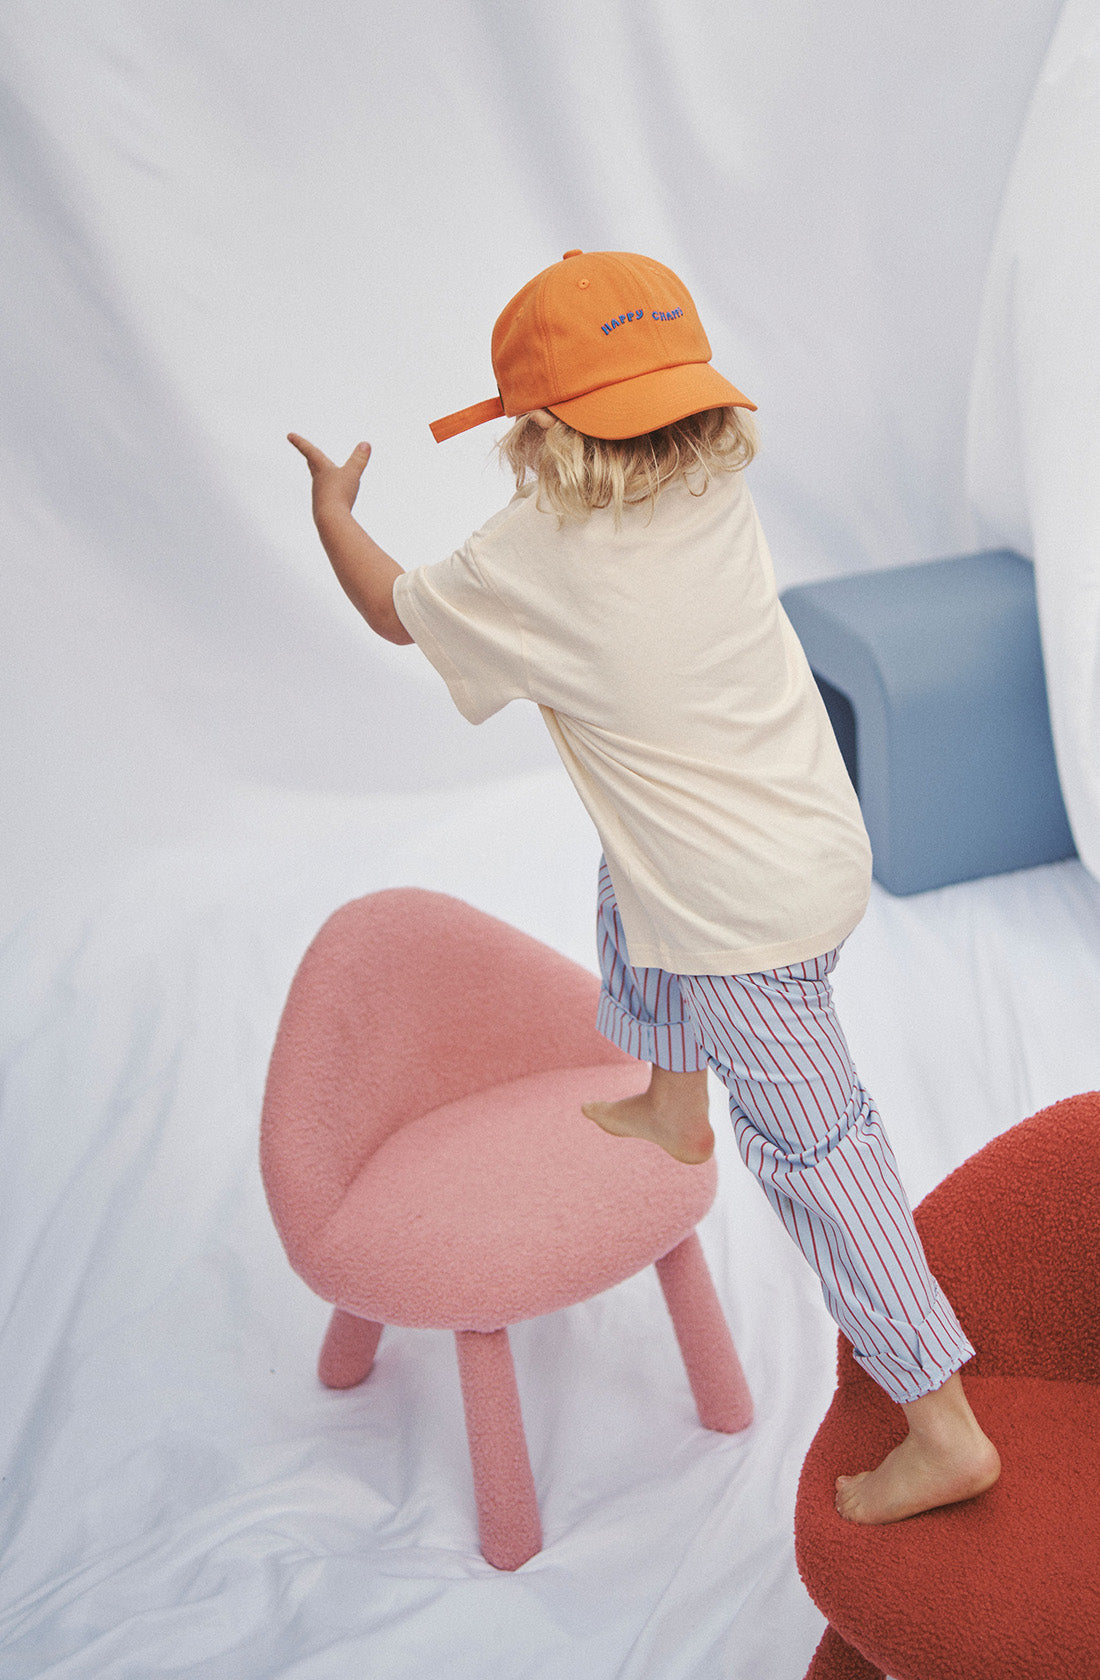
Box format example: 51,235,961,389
795,1090,1100,1680
260,888,752,1570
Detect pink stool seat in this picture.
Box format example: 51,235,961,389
261,888,753,1569
319,1062,717,1329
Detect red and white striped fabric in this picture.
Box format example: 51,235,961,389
595,858,974,1404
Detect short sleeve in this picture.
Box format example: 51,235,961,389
392,535,529,725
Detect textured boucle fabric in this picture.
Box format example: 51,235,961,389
911,1090,1100,1384
806,1627,886,1680
260,887,738,1573
795,1091,1100,1680
317,1311,382,1389
655,1232,754,1432
260,888,716,1326
261,887,636,1269
317,1061,715,1328
455,1328,543,1571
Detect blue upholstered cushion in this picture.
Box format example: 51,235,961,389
780,550,1076,895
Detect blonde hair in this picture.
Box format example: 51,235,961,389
498,405,757,525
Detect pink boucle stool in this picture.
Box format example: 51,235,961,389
260,888,752,1570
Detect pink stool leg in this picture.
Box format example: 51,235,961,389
454,1327,542,1571
655,1231,754,1432
318,1309,383,1389
805,1625,886,1680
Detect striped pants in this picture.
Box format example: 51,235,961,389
595,858,973,1404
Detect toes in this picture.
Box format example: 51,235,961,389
834,1473,864,1521
835,1486,865,1522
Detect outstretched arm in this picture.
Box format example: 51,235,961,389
288,434,413,645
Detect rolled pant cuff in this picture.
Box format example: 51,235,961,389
596,988,710,1072
855,1333,977,1405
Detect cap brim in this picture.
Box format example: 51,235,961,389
548,361,755,440
429,395,506,443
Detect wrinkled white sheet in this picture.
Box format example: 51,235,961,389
3,770,1100,1680
967,0,1100,880
3,1,1098,1676
0,0,1065,926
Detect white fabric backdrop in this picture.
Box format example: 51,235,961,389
968,0,1100,879
4,785,1100,1680
5,6,1100,1680
0,0,1068,924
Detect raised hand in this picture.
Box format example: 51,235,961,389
285,432,411,645
287,434,372,521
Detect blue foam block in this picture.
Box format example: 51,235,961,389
780,550,1075,895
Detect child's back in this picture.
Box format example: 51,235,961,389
396,463,871,976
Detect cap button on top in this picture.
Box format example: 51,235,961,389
562,248,583,259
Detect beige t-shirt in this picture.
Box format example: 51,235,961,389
393,471,872,975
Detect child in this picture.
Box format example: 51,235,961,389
289,248,1000,1527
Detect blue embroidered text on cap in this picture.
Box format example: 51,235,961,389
601,307,684,335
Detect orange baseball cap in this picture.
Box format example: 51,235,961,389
430,249,756,443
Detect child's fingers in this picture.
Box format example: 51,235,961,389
287,432,333,473
288,435,371,489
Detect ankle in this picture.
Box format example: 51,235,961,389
902,1373,984,1445
647,1065,709,1109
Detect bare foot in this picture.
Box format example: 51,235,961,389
582,1065,714,1164
835,1371,1000,1524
